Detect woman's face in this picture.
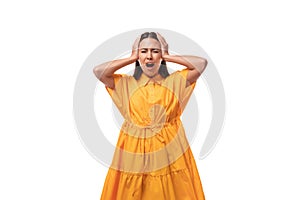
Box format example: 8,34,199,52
138,38,162,78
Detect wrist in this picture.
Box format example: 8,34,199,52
129,55,138,63
162,54,170,61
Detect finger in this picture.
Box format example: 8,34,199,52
132,36,140,50
157,33,168,49
156,32,163,43
157,32,166,43
156,32,162,38
156,33,165,51
133,36,140,46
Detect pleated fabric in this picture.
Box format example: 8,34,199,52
100,68,205,200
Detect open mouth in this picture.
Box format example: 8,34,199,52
146,63,155,67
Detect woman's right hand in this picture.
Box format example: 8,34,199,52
130,36,140,61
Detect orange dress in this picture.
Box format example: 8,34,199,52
100,68,205,200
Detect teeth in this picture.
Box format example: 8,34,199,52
146,63,154,67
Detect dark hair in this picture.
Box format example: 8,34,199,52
133,32,170,80
139,32,159,44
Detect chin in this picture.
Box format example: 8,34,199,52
142,71,154,77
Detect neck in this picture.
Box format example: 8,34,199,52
146,73,159,79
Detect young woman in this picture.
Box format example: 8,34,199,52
93,32,207,200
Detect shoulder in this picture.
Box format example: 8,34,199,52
168,68,190,80
111,73,138,88
167,68,196,88
110,73,132,83
104,73,130,91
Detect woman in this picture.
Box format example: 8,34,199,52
93,32,208,200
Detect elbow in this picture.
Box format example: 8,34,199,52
196,58,208,74
201,58,208,71
203,59,208,71
93,66,103,81
201,58,208,69
93,67,97,75
93,67,98,77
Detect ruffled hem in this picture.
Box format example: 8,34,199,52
100,148,205,200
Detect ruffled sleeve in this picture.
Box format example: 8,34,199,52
174,68,197,113
105,73,128,117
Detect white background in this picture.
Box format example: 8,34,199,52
1,0,299,199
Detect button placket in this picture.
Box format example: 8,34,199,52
149,83,155,103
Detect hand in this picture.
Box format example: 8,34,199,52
156,32,169,58
130,36,140,61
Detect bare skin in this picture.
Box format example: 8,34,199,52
138,38,162,78
93,36,140,89
156,32,207,86
93,33,208,89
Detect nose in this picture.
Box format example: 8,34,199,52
146,51,153,60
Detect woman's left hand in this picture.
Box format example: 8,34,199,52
157,32,169,58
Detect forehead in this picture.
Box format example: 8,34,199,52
139,38,161,49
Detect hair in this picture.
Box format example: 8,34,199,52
133,32,170,80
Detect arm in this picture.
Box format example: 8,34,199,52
163,55,207,84
93,37,140,89
157,33,208,85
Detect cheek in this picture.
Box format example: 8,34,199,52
154,54,162,61
155,55,162,63
138,54,145,63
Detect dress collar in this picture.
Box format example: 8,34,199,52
137,73,164,87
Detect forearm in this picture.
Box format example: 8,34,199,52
93,57,136,79
163,55,207,72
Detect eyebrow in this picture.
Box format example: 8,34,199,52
140,48,160,50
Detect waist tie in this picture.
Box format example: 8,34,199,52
121,118,181,139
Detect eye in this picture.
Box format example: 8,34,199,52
141,50,147,53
